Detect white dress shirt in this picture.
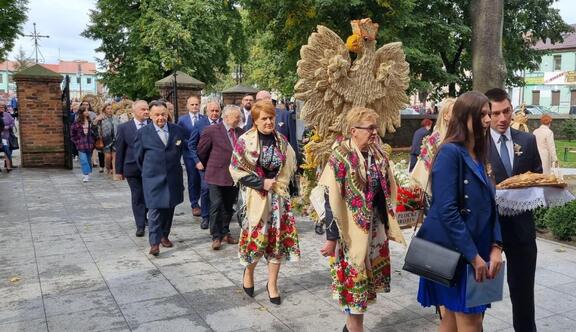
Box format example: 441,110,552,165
153,123,169,145
490,127,514,169
133,118,146,130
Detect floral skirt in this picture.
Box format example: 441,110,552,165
329,218,391,314
238,192,301,265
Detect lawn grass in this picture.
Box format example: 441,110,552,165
556,140,576,168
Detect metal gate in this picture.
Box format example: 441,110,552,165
61,75,73,169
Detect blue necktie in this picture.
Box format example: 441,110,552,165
499,134,512,177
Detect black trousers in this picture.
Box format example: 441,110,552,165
208,184,238,240
501,214,538,332
126,176,148,230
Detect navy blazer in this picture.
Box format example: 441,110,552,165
115,120,146,177
488,128,542,244
134,123,185,209
177,112,209,161
187,117,221,164
417,143,502,262
197,123,245,186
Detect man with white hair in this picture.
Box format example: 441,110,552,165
187,99,222,229
197,105,244,249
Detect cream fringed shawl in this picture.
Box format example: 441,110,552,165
318,139,406,270
229,128,296,228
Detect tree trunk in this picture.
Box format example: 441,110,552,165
471,0,507,93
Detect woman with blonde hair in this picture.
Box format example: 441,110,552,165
533,114,558,174
318,107,405,332
411,98,456,190
230,100,300,305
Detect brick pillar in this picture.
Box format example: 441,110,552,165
155,71,205,121
13,65,65,168
159,86,202,118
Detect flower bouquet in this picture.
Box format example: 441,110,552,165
391,159,424,228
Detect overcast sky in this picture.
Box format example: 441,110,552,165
9,0,576,68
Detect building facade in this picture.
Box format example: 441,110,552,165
519,25,576,114
0,60,99,100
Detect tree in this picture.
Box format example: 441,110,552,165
83,0,246,99
239,0,571,98
0,0,28,62
13,46,32,71
471,0,506,92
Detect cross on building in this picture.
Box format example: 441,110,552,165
23,23,50,64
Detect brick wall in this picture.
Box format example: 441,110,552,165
14,76,65,167
159,86,201,119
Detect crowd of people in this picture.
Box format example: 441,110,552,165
63,86,547,332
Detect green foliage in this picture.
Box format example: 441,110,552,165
239,0,571,97
82,0,246,99
560,118,576,142
543,201,576,241
0,0,28,62
534,206,549,229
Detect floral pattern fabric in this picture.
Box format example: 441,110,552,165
417,131,441,172
330,214,390,314
238,191,300,265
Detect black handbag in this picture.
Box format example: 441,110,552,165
402,154,467,287
8,130,19,150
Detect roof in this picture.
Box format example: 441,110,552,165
0,60,96,75
534,24,576,51
221,84,258,94
155,71,205,89
13,64,62,79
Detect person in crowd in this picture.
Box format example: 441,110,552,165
135,100,185,256
411,98,456,191
1,104,15,172
70,101,80,160
409,118,433,171
115,100,150,237
318,107,405,332
95,103,120,175
486,88,542,332
177,95,207,218
187,100,222,229
166,101,175,123
71,106,97,182
533,114,558,175
81,100,104,171
416,91,503,332
240,94,254,130
230,100,300,305
197,105,244,249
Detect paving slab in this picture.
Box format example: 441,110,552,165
2,166,576,331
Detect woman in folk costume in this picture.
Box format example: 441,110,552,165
229,100,300,305
318,107,406,332
411,98,456,192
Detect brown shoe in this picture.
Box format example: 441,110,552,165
211,239,221,250
149,244,160,256
222,235,238,244
192,207,201,217
160,238,173,248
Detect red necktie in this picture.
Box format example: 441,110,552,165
228,128,237,147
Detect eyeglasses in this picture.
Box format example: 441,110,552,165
355,125,378,132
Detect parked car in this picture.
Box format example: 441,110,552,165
513,105,557,115
400,107,420,115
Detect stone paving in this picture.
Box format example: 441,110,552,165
1,167,576,332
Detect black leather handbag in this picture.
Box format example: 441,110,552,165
402,154,467,287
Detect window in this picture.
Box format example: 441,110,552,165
87,77,92,84
532,90,540,105
76,77,80,84
553,55,562,71
551,90,560,106
0,75,3,83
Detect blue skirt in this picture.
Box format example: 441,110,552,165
417,266,489,314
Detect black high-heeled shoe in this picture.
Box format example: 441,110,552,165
343,324,348,332
242,268,254,297
266,282,281,305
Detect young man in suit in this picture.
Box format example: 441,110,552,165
115,100,150,237
177,95,206,218
240,94,254,131
197,105,244,250
187,100,221,229
486,88,542,332
135,101,185,256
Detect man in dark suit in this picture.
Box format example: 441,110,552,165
197,105,244,250
409,118,433,171
115,100,150,237
240,94,254,131
177,95,206,218
135,101,185,256
187,100,221,229
486,88,542,332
